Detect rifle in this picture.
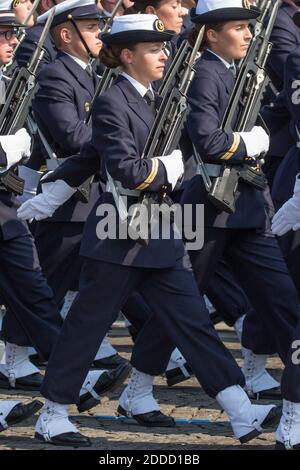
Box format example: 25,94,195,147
0,8,55,195
200,0,282,214
158,40,194,98
101,0,124,33
125,26,205,245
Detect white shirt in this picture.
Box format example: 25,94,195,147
121,72,154,98
206,49,235,70
65,52,88,70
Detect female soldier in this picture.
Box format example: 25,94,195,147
180,0,300,448
128,0,281,399
19,13,280,447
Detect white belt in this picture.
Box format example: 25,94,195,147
106,180,141,197
198,163,222,177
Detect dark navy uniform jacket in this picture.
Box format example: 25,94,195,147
272,47,300,205
261,2,300,160
16,23,58,71
180,50,267,230
44,76,185,268
268,2,300,91
32,51,101,222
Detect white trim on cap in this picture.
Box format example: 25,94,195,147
37,0,96,24
196,0,251,15
1,1,14,10
110,14,161,35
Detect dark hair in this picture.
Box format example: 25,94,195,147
188,22,226,50
100,43,137,68
125,0,162,14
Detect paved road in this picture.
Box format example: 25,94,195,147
0,323,283,450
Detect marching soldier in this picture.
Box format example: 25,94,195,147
179,0,300,390
271,13,300,320
0,2,62,391
0,2,128,407
0,6,43,429
18,13,280,447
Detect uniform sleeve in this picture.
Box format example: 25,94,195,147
187,72,247,163
91,93,169,192
269,16,298,85
32,66,92,156
42,142,101,187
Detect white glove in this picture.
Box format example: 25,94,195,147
0,129,31,173
17,179,76,221
271,174,300,236
156,150,184,190
238,126,270,159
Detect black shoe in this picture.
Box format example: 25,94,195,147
275,440,300,450
0,372,43,391
92,353,129,370
29,354,48,368
0,400,43,432
117,405,176,427
239,405,282,444
77,362,132,413
209,311,223,325
35,431,91,448
166,363,193,387
247,386,282,401
128,325,139,343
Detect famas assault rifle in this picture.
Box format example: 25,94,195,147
0,8,55,195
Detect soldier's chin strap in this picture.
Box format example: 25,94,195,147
67,15,94,62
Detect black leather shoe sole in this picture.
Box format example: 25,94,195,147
248,387,282,401
35,431,91,448
0,372,43,391
166,364,193,387
275,440,300,450
0,400,43,432
239,405,282,444
92,354,129,370
118,405,176,427
77,362,132,413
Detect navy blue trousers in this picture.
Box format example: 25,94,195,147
188,228,300,365
34,221,84,306
41,255,244,404
0,232,61,359
207,259,252,326
276,229,300,300
34,221,152,330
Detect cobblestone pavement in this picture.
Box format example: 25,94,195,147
0,322,283,450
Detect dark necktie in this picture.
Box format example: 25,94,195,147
229,65,237,78
85,63,93,77
144,89,156,116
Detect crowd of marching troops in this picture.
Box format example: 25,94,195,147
1,0,300,450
